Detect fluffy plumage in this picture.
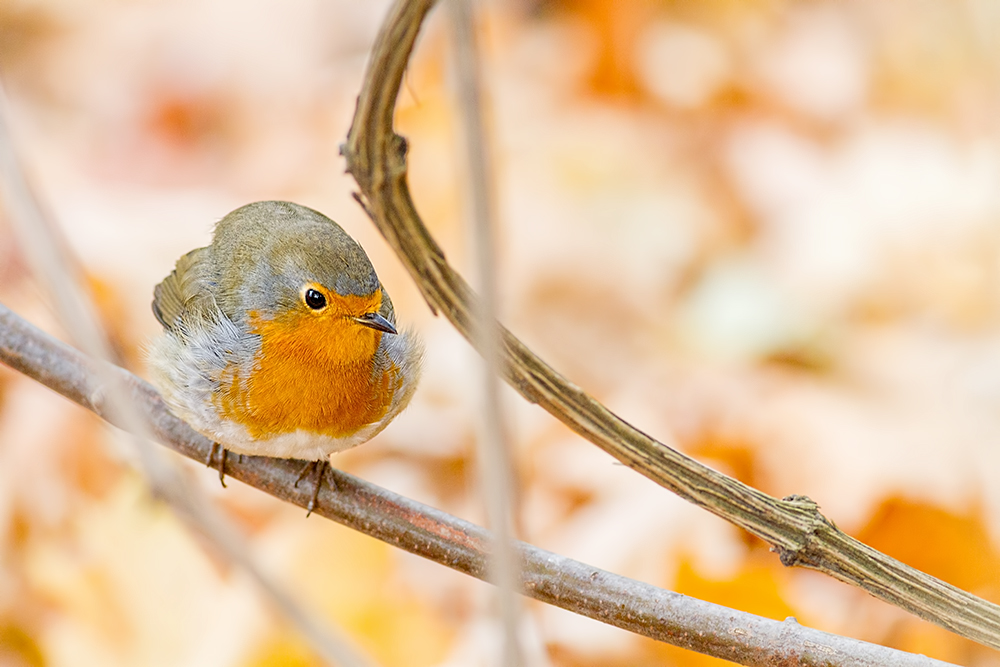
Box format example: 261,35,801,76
148,201,422,461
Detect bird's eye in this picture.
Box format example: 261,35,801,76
304,288,327,310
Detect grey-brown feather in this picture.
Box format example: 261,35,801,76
152,246,217,331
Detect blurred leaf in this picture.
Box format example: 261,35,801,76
857,496,1000,595
849,496,1000,661
688,436,759,489
243,633,320,667
291,524,454,667
0,623,45,667
548,0,653,98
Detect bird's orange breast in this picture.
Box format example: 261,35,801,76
215,293,400,439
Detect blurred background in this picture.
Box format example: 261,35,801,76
2,0,1000,664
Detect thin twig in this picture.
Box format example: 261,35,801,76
0,89,372,667
0,301,958,667
447,0,524,664
341,0,1000,650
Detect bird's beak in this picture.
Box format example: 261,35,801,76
353,312,397,335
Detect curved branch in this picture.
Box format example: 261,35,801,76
0,301,955,666
341,0,1000,650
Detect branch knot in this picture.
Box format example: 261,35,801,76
774,495,833,567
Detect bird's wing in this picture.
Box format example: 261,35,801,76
152,247,216,332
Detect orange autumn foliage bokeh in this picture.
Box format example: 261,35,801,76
858,497,1000,598
4,0,1000,665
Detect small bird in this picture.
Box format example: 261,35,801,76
148,201,422,512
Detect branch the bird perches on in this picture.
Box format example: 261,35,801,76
0,302,953,667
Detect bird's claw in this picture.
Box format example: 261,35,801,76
206,442,227,488
295,460,329,517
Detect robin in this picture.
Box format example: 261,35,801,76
147,201,422,513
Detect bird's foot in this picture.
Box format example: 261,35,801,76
206,442,228,488
294,460,330,517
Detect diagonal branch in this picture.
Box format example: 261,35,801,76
0,302,957,667
341,0,1000,650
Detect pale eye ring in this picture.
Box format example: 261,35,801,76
304,288,327,310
